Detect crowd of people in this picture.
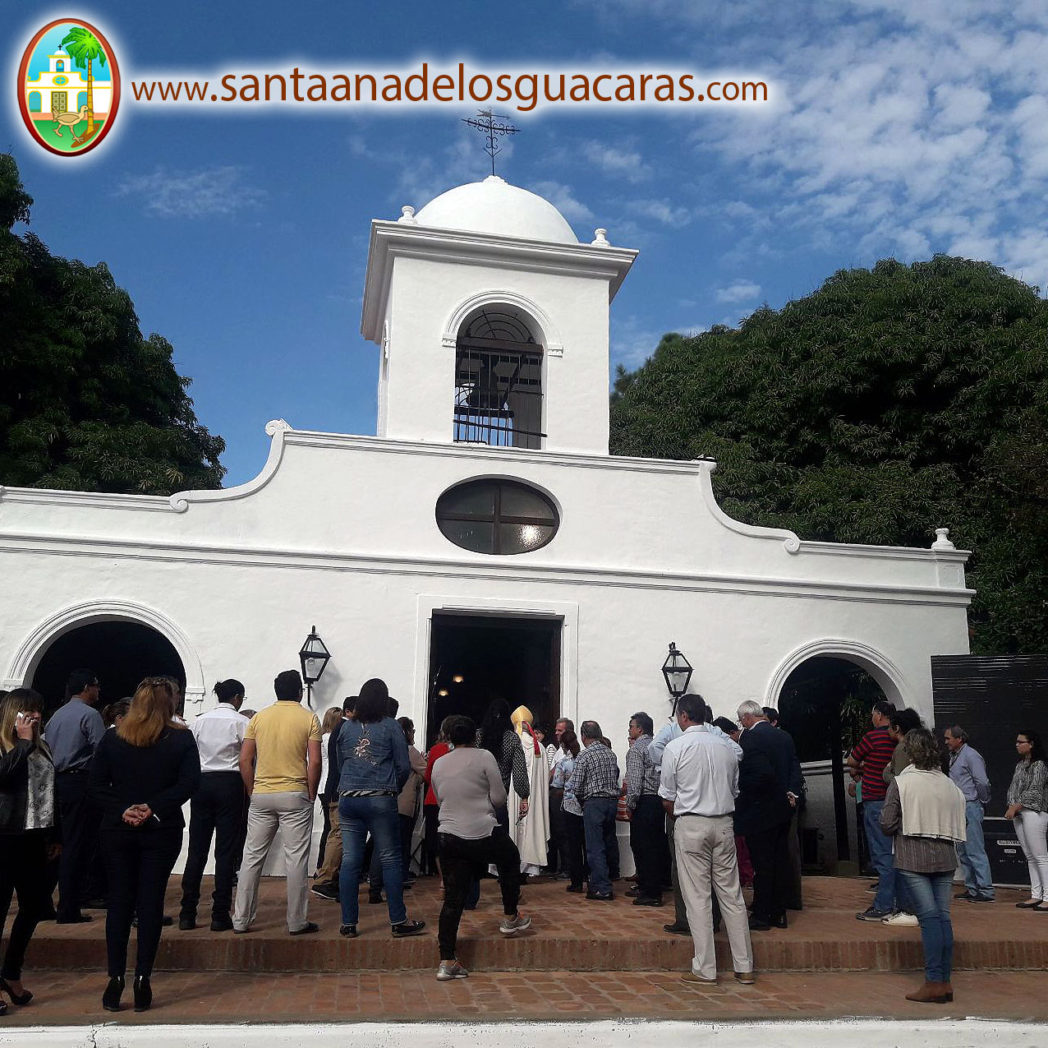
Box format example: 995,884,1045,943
0,669,1041,1013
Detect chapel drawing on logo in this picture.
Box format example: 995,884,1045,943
18,19,121,156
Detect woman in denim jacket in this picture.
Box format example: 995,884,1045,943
336,678,424,939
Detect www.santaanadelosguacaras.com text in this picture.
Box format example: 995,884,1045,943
129,62,771,113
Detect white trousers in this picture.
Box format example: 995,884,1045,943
674,814,753,979
234,791,314,932
1014,810,1048,900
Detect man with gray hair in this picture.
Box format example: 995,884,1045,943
736,700,802,930
944,725,994,902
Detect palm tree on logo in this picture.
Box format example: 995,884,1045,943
60,25,107,143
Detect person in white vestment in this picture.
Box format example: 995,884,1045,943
510,706,551,876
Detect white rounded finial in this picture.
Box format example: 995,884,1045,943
591,228,610,247
398,205,417,224
931,527,955,550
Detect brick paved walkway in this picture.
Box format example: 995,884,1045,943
5,875,1047,1027
2,969,1048,1026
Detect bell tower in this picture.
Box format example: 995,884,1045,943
360,176,637,456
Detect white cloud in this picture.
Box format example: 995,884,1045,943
715,281,762,304
529,180,594,222
630,199,692,225
116,167,266,218
580,139,651,182
393,128,497,210
569,1,1048,277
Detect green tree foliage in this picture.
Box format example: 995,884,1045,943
0,153,225,495
610,256,1048,655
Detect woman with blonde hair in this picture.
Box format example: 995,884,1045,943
90,677,200,1013
0,688,55,1013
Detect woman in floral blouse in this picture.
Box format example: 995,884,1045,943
1006,729,1048,909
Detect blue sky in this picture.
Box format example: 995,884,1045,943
7,1,1048,486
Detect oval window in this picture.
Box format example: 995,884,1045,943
436,479,559,555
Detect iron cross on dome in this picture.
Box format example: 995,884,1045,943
462,108,520,176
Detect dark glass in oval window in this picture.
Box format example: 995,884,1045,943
436,479,559,555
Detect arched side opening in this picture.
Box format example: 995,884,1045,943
5,601,205,713
774,654,895,877
453,306,545,449
28,90,41,112
31,621,187,717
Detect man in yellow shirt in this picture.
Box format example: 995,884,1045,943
232,670,322,934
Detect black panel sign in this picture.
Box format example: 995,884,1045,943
932,654,1048,887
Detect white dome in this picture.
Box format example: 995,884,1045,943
413,175,578,245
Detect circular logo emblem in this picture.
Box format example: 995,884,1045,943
17,19,120,156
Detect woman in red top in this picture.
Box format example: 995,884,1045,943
423,718,453,886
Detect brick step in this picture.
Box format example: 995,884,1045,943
25,876,1045,974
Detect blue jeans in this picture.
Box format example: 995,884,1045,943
956,801,994,898
864,800,897,912
582,797,617,895
338,795,406,927
898,869,954,982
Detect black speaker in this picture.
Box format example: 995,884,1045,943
982,816,1031,888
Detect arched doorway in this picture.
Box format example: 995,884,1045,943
31,621,186,718
777,656,890,875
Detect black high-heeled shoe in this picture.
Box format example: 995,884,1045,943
133,975,152,1012
101,975,124,1012
0,977,32,1006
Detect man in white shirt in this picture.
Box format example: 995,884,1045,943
659,693,754,986
648,695,741,935
178,679,251,931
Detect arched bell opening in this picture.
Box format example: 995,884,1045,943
453,307,545,449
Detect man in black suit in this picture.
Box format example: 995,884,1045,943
734,700,803,931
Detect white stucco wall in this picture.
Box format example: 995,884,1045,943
0,424,970,740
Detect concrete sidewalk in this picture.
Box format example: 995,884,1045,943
3,1019,1046,1048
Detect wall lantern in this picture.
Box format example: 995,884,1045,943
661,642,693,710
298,625,332,707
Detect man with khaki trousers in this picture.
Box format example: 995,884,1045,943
311,695,356,900
659,693,754,986
233,669,323,934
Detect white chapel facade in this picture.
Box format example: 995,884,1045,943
23,45,113,120
0,173,972,797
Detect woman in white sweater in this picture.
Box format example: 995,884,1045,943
880,727,965,1006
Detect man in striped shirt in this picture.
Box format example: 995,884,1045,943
625,712,668,906
848,701,899,920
